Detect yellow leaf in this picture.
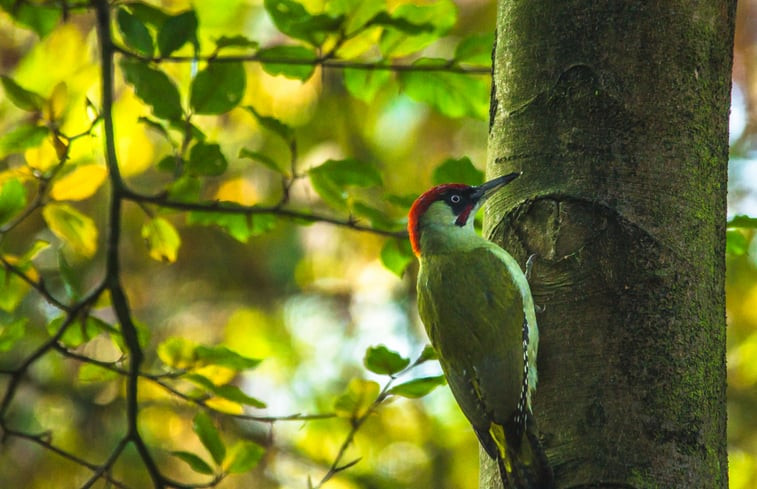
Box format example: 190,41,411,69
205,397,244,415
334,378,380,419
141,217,181,263
215,177,258,205
50,164,107,201
25,137,59,173
42,203,98,257
44,82,68,122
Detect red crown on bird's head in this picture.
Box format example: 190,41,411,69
407,183,470,257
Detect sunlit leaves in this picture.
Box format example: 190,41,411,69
0,264,32,313
49,164,108,201
187,373,266,409
46,315,113,349
379,0,456,57
400,58,489,119
239,148,285,174
380,238,414,277
120,58,182,120
1,75,45,112
0,318,26,351
158,10,198,57
0,178,27,226
173,420,265,476
0,124,49,156
158,337,262,371
116,7,154,56
388,375,446,398
432,157,484,185
364,345,410,375
0,1,60,37
308,158,382,209
187,210,276,243
42,203,98,257
225,441,265,473
190,62,246,115
193,411,226,465
343,68,391,102
263,0,343,46
258,45,317,80
727,229,749,256
334,378,379,418
454,33,495,66
141,217,181,263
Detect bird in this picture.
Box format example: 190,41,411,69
408,172,552,488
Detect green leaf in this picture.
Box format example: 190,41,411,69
244,106,293,141
263,0,343,46
213,384,267,408
187,142,228,176
187,211,253,242
190,61,246,115
157,337,197,369
454,33,494,66
239,147,285,174
58,250,81,300
120,58,183,120
416,345,438,364
0,265,30,313
168,175,202,202
172,450,215,475
399,58,489,119
307,158,382,208
334,378,379,418
728,214,757,229
364,345,409,375
379,0,456,57
0,178,27,226
726,229,749,256
214,35,259,52
142,217,181,263
380,238,414,277
195,345,262,370
42,203,98,257
351,201,396,229
258,45,317,81
116,7,154,56
77,363,119,383
388,375,446,398
326,0,385,35
343,68,391,102
0,124,49,156
193,411,226,465
158,10,198,57
0,2,60,37
432,157,484,185
0,317,27,351
0,75,45,112
127,2,170,28
366,11,435,35
225,441,265,473
46,316,105,348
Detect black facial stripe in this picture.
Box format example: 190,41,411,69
443,188,477,215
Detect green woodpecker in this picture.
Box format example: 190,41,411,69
409,172,551,489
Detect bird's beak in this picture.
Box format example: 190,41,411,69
470,172,521,203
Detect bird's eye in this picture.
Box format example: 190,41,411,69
450,194,462,204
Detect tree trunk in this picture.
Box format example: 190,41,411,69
482,1,735,488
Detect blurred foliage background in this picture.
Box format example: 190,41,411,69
0,0,754,488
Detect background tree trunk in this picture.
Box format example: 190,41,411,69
483,1,736,488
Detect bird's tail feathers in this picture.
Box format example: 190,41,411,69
488,418,554,489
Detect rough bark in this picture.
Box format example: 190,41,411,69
482,1,735,488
